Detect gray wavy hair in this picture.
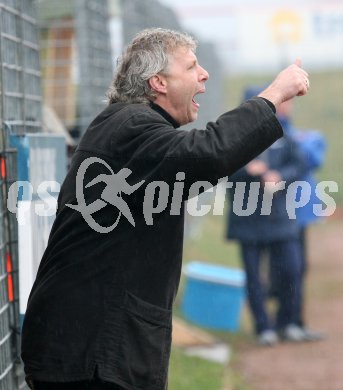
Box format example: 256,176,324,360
106,28,197,105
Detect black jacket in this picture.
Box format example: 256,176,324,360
21,98,282,389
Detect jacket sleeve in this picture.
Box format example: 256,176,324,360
113,98,283,198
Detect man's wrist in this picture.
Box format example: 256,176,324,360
260,97,276,114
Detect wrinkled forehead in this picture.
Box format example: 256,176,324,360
169,44,196,56
165,46,197,69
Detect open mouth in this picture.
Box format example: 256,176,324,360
192,97,200,108
192,89,205,109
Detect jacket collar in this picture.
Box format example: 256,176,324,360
150,102,180,129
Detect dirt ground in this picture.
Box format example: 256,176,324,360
233,216,343,390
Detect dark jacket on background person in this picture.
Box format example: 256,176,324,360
226,133,305,243
21,98,282,390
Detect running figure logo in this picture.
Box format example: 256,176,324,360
67,157,144,233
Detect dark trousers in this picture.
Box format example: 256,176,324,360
297,226,307,327
28,379,125,390
299,227,307,276
240,239,302,334
269,228,308,327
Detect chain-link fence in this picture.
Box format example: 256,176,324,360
0,0,42,388
0,0,42,136
37,0,114,139
0,145,25,390
1,2,113,388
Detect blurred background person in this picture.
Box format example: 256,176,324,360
269,97,327,340
225,86,306,346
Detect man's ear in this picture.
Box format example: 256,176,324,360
149,75,167,94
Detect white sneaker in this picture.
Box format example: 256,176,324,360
281,324,325,342
300,327,326,342
282,324,305,342
257,329,279,346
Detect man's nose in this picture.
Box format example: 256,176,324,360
199,65,209,81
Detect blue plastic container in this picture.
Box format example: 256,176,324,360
182,261,246,331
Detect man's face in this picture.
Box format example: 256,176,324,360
154,47,209,125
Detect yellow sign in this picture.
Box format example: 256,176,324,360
270,10,303,43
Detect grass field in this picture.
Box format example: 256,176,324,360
169,347,225,390
168,70,343,389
